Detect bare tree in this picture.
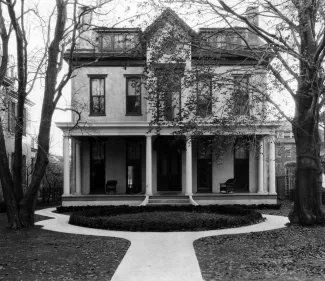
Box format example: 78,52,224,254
0,0,118,228
146,0,325,225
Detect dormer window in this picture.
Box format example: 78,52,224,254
100,32,138,52
201,29,246,50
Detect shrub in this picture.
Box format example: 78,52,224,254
69,205,264,232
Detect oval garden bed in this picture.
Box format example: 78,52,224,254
68,205,264,232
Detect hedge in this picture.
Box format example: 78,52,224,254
68,205,264,232
57,203,282,214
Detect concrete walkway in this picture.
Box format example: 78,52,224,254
35,208,289,281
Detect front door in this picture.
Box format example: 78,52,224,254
157,147,182,192
90,141,105,194
197,140,212,192
234,145,249,191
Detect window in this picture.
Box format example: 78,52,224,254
205,32,244,50
125,76,141,115
156,70,182,121
8,101,16,132
277,131,284,139
88,75,107,115
197,75,212,117
101,33,137,51
233,75,249,116
285,146,291,158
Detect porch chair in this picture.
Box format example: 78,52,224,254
105,180,117,194
220,178,236,194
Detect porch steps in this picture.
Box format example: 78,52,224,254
147,198,191,206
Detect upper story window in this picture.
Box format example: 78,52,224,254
156,70,182,121
197,75,212,118
100,33,138,52
125,76,141,115
88,75,107,115
233,75,249,116
285,145,292,158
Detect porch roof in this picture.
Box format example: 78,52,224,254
55,121,280,137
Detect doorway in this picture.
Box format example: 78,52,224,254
90,140,105,194
197,140,212,193
156,138,182,192
234,144,249,191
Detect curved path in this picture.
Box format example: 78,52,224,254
35,208,289,281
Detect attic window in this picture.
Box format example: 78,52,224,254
100,33,137,51
203,31,246,50
161,37,177,54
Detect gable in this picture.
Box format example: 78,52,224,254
143,8,197,41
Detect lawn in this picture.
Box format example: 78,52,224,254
1,202,325,281
194,200,325,281
0,211,130,281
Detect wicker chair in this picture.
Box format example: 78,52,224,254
105,180,117,194
220,178,236,194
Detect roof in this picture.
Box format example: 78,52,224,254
1,82,35,107
143,8,197,39
95,27,141,33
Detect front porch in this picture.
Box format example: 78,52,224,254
60,130,278,206
61,193,278,206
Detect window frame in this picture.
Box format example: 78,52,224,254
196,74,213,118
156,69,182,121
100,33,137,52
232,75,250,116
88,74,107,116
124,74,142,116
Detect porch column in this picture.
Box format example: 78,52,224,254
186,137,193,195
146,135,153,196
268,136,276,194
75,140,81,195
258,139,264,193
63,135,70,195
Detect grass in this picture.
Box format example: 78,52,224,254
0,209,130,281
2,201,325,281
194,200,325,281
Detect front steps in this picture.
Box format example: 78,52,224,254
147,197,191,206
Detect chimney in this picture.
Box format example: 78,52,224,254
78,5,94,50
79,6,92,31
245,6,259,46
245,6,259,27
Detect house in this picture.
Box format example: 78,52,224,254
56,7,279,206
0,56,35,202
275,121,324,198
275,121,296,176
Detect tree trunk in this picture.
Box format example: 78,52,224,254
0,120,21,228
289,119,324,224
